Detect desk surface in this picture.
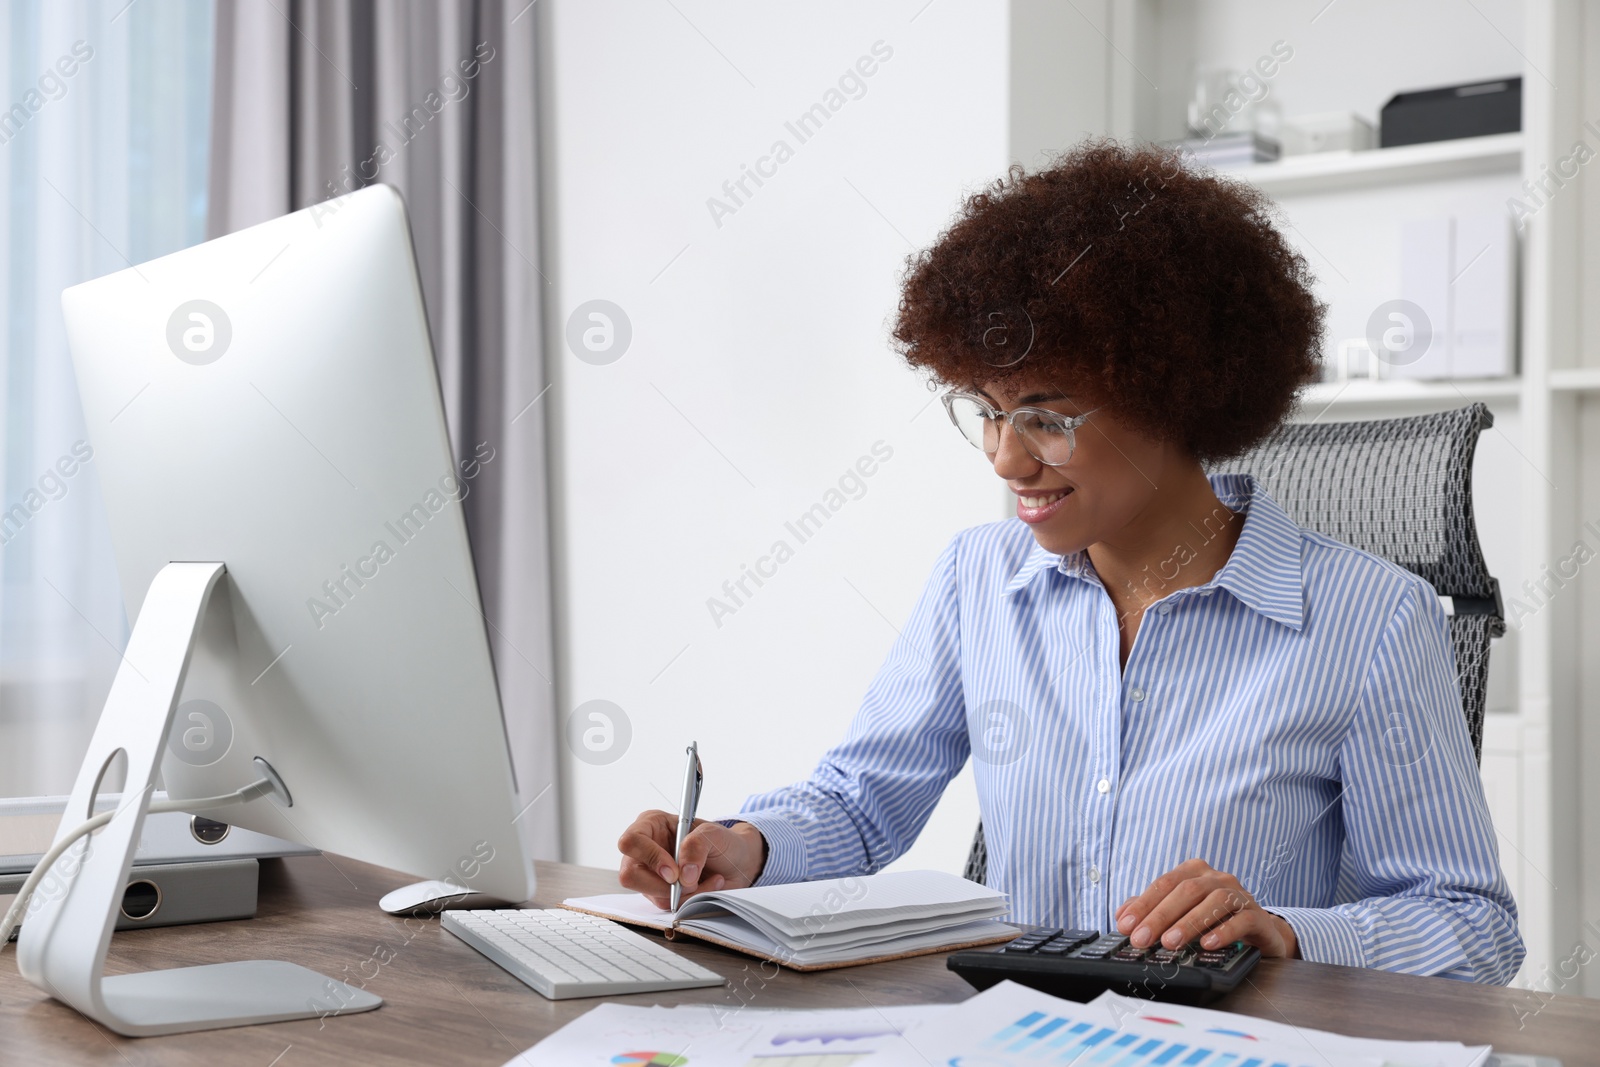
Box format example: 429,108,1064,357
0,855,1591,1064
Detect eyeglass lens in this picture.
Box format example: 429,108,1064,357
946,396,1078,466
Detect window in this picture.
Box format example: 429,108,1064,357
1,0,213,795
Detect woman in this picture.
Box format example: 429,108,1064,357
616,140,1524,983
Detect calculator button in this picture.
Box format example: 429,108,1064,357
1003,941,1048,953
1073,935,1129,959
1005,928,1060,952
1195,944,1244,968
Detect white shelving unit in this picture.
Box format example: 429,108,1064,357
1010,0,1595,994
1300,376,1523,411
1550,367,1600,392
1235,132,1524,196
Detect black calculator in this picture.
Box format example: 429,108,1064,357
948,929,1260,1005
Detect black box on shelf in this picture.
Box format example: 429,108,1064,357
1379,77,1521,148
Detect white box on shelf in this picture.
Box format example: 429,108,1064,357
1387,214,1518,381
1391,216,1452,380
1450,211,1517,378
1280,112,1374,156
1324,337,1383,382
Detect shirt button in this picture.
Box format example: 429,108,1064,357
1097,778,1110,794
1158,602,1173,615
1089,865,1101,884
1130,686,1146,702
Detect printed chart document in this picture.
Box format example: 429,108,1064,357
1088,991,1493,1067
562,869,1016,970
502,987,1525,1067
868,981,1389,1067
501,1002,930,1066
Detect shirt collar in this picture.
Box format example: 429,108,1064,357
998,473,1306,631
1206,473,1305,631
1000,540,1063,596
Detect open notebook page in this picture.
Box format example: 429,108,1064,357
566,870,1001,929
692,870,1006,938
562,891,676,930
685,912,1018,966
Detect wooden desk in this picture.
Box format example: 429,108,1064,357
1,855,1592,1064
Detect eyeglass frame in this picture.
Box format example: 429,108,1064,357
940,390,1101,467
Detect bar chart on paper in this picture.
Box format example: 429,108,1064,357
962,1010,1323,1067
514,1002,927,1066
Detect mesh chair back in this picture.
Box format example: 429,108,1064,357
962,404,1503,885
1210,402,1504,755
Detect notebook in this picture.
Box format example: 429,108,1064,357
561,869,1018,971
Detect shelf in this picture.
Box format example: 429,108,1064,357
1230,133,1522,196
1549,367,1600,392
1297,376,1522,412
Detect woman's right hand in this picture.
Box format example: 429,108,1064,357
616,811,768,910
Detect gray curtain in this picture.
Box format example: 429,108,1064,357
206,0,559,861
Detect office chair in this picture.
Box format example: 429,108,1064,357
962,402,1505,885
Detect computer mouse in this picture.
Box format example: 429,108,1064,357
377,879,504,915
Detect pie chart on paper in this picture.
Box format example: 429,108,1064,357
610,1054,689,1067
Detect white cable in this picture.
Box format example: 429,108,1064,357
0,777,277,953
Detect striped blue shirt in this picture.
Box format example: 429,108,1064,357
733,473,1524,983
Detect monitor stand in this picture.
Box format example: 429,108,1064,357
15,562,381,1036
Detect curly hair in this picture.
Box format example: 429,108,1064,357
892,139,1326,462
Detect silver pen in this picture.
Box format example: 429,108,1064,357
671,741,703,912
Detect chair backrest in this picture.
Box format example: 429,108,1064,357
963,403,1504,885
1210,402,1504,756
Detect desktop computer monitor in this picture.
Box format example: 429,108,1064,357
16,184,537,1035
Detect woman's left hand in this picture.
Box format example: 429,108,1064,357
1114,858,1299,958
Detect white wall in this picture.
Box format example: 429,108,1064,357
540,0,1011,875
1009,0,1111,166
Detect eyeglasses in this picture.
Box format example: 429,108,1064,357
941,391,1099,467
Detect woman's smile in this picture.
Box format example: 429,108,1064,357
1014,486,1073,524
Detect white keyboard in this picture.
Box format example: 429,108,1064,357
441,908,725,1000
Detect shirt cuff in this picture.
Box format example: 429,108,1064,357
723,811,808,886
1265,905,1367,969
